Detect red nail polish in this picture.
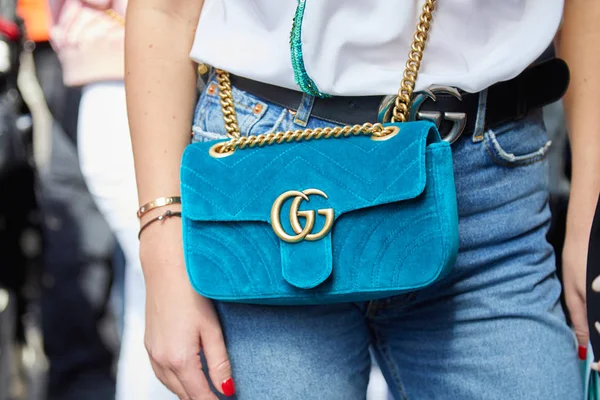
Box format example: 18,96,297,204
579,345,587,361
222,378,236,397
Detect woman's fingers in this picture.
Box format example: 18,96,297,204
202,323,235,397
150,359,190,399
169,352,218,400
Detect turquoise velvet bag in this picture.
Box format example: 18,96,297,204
180,120,459,305
179,0,457,305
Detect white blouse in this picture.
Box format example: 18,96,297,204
190,0,564,96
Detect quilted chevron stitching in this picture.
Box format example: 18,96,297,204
338,137,388,153
246,154,422,215
369,212,435,286
188,228,258,294
183,153,422,220
182,142,292,198
181,143,298,209
332,216,362,260
188,222,443,299
372,157,421,203
188,231,446,299
347,210,392,291
304,140,420,184
231,222,275,288
181,183,232,216
185,237,240,297
390,231,442,287
258,223,279,247
387,148,451,287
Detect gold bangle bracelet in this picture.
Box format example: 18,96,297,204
137,196,181,219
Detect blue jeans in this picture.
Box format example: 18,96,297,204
191,76,582,399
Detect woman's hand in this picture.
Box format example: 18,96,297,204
558,0,600,361
563,234,589,359
140,217,235,399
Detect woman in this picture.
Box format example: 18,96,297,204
49,1,177,398
125,0,600,398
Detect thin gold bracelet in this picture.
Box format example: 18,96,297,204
138,210,182,239
137,196,181,219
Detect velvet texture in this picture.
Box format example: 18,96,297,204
180,121,459,305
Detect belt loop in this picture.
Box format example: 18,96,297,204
294,93,316,127
472,88,488,143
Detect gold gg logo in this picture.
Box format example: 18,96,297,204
270,189,334,243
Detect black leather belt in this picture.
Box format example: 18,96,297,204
228,58,569,141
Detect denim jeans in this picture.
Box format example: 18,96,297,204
191,76,582,400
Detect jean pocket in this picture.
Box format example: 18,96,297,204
484,109,552,168
191,75,288,143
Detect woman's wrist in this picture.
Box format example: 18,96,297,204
139,202,182,224
139,208,184,252
565,180,600,242
138,215,187,282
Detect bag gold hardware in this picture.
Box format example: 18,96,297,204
270,189,334,243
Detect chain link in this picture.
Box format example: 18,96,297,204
392,0,436,123
215,70,242,139
211,122,399,154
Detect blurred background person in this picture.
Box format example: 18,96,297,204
0,3,42,398
17,0,119,398
49,1,177,398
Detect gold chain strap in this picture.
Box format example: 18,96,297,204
208,121,400,157
393,0,436,123
214,0,436,155
105,1,436,156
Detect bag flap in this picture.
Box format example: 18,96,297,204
181,121,440,222
181,121,441,290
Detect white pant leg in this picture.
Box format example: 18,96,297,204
77,81,176,400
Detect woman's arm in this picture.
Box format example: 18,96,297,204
557,0,600,354
125,1,234,398
126,1,198,203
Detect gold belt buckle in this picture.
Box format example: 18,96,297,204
378,85,467,144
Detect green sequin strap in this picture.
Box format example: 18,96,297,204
290,0,330,98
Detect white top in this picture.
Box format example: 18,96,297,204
190,0,564,96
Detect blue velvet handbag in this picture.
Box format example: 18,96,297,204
180,0,459,305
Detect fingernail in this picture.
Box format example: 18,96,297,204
222,378,236,397
579,345,587,361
